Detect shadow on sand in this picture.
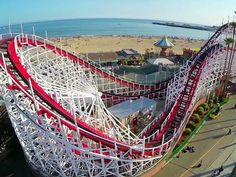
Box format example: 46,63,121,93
190,162,235,177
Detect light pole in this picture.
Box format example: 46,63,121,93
140,96,143,110
129,99,133,125
129,99,133,112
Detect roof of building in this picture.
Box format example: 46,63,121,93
118,49,140,57
154,36,174,48
148,58,175,65
87,52,119,61
114,64,160,75
108,97,157,119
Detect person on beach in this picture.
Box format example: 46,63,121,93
219,166,224,172
227,128,232,135
197,160,202,168
193,160,202,168
189,146,195,153
212,165,224,176
185,146,195,153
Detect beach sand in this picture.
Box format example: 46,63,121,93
52,36,206,55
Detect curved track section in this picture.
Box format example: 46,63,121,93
25,37,171,104
25,37,170,104
0,23,236,176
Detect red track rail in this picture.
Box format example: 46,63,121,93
26,39,170,93
8,40,164,156
0,23,229,157
6,39,214,156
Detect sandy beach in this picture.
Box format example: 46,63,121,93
52,36,206,56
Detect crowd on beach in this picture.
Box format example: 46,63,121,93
52,35,205,56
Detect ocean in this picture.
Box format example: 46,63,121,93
0,18,214,40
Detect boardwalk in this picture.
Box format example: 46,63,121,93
156,95,236,177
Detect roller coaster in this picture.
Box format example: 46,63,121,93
0,23,235,177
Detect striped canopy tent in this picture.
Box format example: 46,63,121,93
154,36,174,56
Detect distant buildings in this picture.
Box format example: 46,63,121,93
87,49,142,66
118,49,140,58
118,49,142,65
87,52,119,62
108,97,157,126
148,58,175,66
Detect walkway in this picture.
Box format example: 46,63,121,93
155,95,236,177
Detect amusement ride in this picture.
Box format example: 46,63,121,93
0,22,236,176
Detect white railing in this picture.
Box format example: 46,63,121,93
15,37,142,143
1,25,230,159
14,34,171,142
19,33,165,88
11,34,176,154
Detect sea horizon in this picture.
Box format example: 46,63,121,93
0,18,214,40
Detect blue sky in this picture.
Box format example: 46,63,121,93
0,0,235,26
